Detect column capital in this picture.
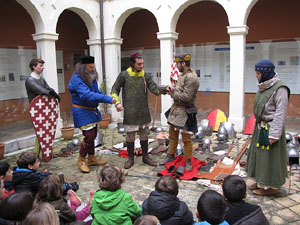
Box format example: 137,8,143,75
86,38,101,45
32,32,59,41
104,37,123,45
227,25,249,35
157,32,179,40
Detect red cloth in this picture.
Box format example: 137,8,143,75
118,150,128,158
158,155,206,180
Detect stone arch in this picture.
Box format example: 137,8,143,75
16,0,45,33
170,0,229,32
244,0,260,25
52,4,98,40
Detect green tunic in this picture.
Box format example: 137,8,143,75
111,69,159,125
246,81,289,188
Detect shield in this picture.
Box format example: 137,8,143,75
29,95,59,162
206,109,227,131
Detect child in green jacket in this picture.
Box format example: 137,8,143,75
90,165,142,225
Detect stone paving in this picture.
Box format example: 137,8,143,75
2,125,300,225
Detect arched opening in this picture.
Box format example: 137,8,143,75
175,1,229,119
120,9,161,121
56,10,89,127
246,0,300,122
0,0,36,141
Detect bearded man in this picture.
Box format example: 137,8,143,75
68,55,116,173
111,52,162,169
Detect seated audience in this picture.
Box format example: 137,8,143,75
23,202,60,225
222,175,269,225
195,189,229,225
90,164,142,225
142,175,193,225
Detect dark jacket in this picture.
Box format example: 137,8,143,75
12,167,50,197
49,198,85,225
25,75,52,103
224,201,269,225
142,191,194,225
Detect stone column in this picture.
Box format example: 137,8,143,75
227,26,248,132
87,39,102,82
104,37,123,122
32,33,59,92
157,32,178,126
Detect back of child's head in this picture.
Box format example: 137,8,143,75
17,151,37,169
222,175,246,203
155,175,178,196
197,190,226,225
0,161,10,177
23,202,59,225
133,215,160,225
98,164,125,191
35,174,63,202
0,191,33,222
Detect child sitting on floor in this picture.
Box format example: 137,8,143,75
195,189,229,225
34,174,93,225
90,164,142,225
0,161,14,197
142,175,194,225
222,175,269,225
12,151,78,197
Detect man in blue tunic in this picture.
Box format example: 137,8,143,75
68,55,116,173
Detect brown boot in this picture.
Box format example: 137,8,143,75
87,155,107,166
253,188,278,196
77,156,90,173
124,142,135,169
159,154,175,165
124,157,134,169
141,140,157,166
143,155,157,166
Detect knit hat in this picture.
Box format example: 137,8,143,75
80,55,94,64
130,52,143,63
175,53,191,62
255,59,276,83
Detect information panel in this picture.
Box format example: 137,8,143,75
0,48,64,101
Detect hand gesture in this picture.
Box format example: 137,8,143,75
112,98,117,104
116,104,124,112
167,85,175,95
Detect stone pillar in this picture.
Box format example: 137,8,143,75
157,32,178,126
32,33,59,92
227,26,248,132
104,37,123,122
32,32,62,137
87,39,102,82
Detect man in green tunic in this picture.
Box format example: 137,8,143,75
246,59,290,196
111,52,161,169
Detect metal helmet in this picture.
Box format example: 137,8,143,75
155,126,164,133
288,147,299,158
71,138,81,146
217,133,227,142
285,132,293,143
196,126,204,139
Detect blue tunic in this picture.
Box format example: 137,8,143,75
68,74,113,128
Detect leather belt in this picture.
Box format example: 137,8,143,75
72,104,97,115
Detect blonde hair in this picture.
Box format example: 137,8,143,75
23,203,59,225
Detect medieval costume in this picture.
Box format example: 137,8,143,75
246,59,290,195
160,53,199,171
111,52,160,169
68,55,113,173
